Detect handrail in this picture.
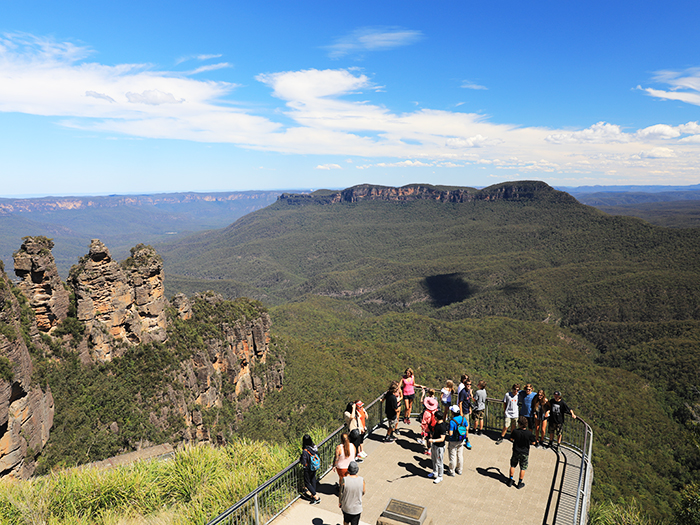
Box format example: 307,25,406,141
205,391,593,525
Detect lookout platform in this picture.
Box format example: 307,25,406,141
274,419,582,525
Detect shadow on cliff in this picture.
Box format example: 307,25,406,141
423,273,475,307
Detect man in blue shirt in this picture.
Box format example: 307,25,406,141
457,377,473,450
518,383,537,431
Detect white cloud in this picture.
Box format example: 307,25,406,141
461,81,487,90
85,91,115,103
126,90,184,105
189,62,232,75
326,27,422,58
1,33,700,182
316,163,342,170
546,122,628,144
638,147,676,159
641,68,700,107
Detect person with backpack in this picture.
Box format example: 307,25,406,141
300,434,321,505
457,376,473,450
427,411,447,484
446,405,469,476
419,391,438,455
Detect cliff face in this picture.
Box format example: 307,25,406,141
0,269,54,479
278,181,577,206
4,238,283,474
13,237,70,333
157,293,283,444
68,240,167,362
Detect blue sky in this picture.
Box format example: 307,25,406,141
1,0,699,197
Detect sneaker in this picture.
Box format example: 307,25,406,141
466,441,472,450
359,451,368,458
428,472,436,478
310,498,321,505
455,470,462,475
517,481,525,489
424,450,431,456
417,438,424,445
355,457,363,463
446,471,455,477
433,477,443,484
507,478,514,487
534,441,540,448
496,437,504,445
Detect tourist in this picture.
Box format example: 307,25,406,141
547,391,577,448
496,383,520,444
508,416,537,489
427,411,447,483
457,376,473,449
419,390,438,454
300,434,321,505
446,405,468,476
339,461,365,525
333,433,356,490
399,368,423,424
383,381,401,442
472,380,487,436
456,373,469,395
344,401,363,457
440,380,454,418
532,389,549,447
355,400,368,459
519,383,536,431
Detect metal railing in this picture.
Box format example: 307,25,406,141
205,393,385,525
206,391,593,525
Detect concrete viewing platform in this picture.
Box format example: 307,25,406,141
275,419,583,525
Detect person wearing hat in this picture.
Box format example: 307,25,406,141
446,405,469,476
427,411,447,484
339,461,365,525
547,391,576,448
419,390,439,454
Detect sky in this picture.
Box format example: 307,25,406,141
1,0,699,197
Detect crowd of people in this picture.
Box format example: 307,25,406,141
299,370,578,522
382,371,578,487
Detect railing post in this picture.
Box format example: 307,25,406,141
254,493,260,525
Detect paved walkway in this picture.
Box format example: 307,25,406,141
276,420,579,525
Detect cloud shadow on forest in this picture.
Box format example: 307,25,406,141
423,273,475,307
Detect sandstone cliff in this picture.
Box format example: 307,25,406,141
0,267,54,478
68,240,167,362
4,239,283,473
13,237,69,333
278,181,577,206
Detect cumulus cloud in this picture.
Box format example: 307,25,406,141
126,90,184,105
326,27,422,58
546,122,628,144
638,147,676,158
316,163,342,170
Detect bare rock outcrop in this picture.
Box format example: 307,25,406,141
13,237,69,333
0,269,54,479
69,241,167,362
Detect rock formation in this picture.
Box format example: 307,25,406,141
68,240,167,362
278,181,577,206
0,268,54,478
12,237,69,333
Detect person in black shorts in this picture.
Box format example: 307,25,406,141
508,416,536,489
